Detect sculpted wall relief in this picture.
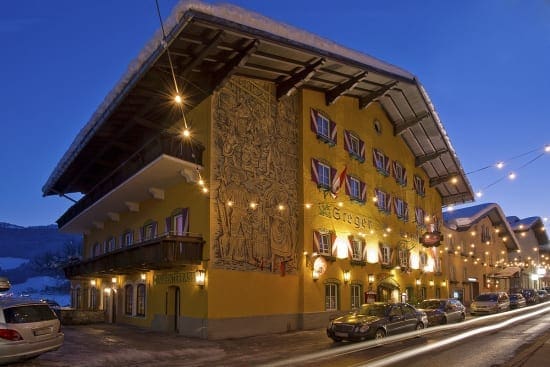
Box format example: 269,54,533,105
212,77,298,274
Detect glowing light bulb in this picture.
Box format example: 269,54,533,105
182,128,190,138
278,204,285,211
508,172,516,180
174,94,183,104
305,203,312,209
227,201,233,207
198,178,205,186
451,177,458,184
250,202,257,209
476,191,483,198
496,161,504,169
545,145,550,153
202,187,208,193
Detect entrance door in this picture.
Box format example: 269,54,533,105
166,286,180,333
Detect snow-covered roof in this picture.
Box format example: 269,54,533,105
443,203,520,251
43,0,474,210
507,215,549,246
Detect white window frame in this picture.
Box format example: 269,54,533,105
316,114,330,138
394,161,405,185
374,149,387,172
144,223,155,241
318,162,331,188
351,284,362,309
319,233,331,255
376,190,388,211
325,283,338,311
107,237,115,252
174,213,185,235
399,249,409,268
395,198,407,220
351,238,363,261
349,176,361,201
414,175,425,196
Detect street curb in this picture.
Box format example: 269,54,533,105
499,328,550,367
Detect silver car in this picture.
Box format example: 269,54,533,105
1,297,64,364
470,292,510,315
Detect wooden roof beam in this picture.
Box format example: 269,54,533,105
394,111,431,136
359,80,398,109
213,39,259,92
415,148,448,166
325,71,367,106
442,192,471,206
179,31,224,78
430,172,460,187
276,58,325,100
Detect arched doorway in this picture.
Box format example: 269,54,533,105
377,276,400,303
166,286,180,333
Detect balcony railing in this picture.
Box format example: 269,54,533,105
63,232,205,278
57,133,204,228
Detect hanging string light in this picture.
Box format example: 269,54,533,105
155,0,189,135
154,0,206,195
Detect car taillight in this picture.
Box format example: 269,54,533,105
0,329,23,341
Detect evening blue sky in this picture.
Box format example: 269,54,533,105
1,0,549,227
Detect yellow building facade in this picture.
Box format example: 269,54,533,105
442,203,521,306
44,2,474,339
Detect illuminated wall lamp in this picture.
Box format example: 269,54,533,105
441,281,447,287
90,279,96,286
368,274,375,284
429,280,434,287
415,279,421,286
312,270,320,281
111,277,117,285
343,270,351,284
140,273,147,281
195,269,206,287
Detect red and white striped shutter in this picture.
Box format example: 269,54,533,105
385,154,391,175
329,119,337,143
343,130,351,152
374,188,380,207
372,148,378,168
404,202,409,221
359,139,365,161
345,174,351,195
310,109,319,133
402,167,408,186
385,193,392,213
330,231,337,256
360,181,367,202
330,166,337,185
378,244,384,263
310,158,320,184
392,161,398,180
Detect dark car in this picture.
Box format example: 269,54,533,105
326,302,428,342
521,289,540,305
509,293,527,309
416,298,466,326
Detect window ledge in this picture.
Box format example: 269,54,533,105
350,260,367,266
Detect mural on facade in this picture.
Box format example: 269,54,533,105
212,77,299,274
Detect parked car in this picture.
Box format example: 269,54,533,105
326,302,427,342
521,289,540,305
509,293,527,309
536,289,549,302
470,292,510,315
40,299,62,319
416,298,466,325
0,281,64,365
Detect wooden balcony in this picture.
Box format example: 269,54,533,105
57,133,204,229
63,233,205,278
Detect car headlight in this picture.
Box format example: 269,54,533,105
358,324,370,333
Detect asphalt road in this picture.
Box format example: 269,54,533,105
13,303,550,367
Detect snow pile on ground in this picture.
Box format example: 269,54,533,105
0,257,70,306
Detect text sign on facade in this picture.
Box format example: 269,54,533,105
153,271,195,285
319,204,370,230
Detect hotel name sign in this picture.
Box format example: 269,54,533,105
319,204,370,230
153,271,195,285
